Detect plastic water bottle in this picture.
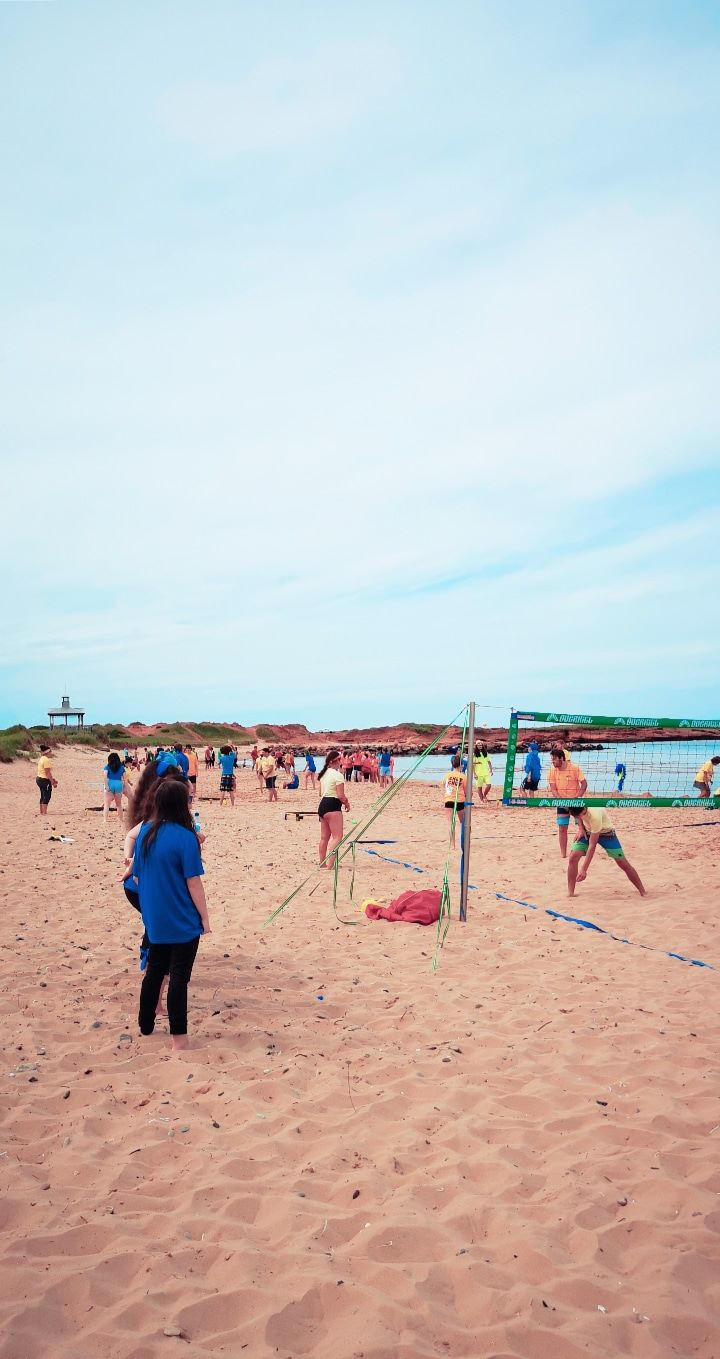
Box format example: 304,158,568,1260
193,811,201,835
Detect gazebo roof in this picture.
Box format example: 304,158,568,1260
48,706,85,716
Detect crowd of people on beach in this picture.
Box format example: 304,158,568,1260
31,736,720,1051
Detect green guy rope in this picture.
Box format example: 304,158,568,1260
264,706,468,928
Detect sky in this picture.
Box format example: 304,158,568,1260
2,0,719,730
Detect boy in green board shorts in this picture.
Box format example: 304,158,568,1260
567,806,646,898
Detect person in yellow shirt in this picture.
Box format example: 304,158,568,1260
472,742,493,804
259,750,278,803
36,745,58,816
547,746,587,858
317,749,351,868
442,756,466,848
567,806,646,898
693,756,720,798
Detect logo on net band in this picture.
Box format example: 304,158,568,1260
544,713,594,724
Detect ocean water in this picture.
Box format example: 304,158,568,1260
385,740,720,799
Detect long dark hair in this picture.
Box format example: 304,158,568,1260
107,752,122,774
129,763,185,827
141,777,194,859
317,749,342,783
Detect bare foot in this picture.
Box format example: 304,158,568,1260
171,1034,189,1051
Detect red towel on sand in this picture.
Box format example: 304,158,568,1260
364,889,441,925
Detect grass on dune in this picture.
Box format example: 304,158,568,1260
191,722,253,744
0,726,34,763
0,720,256,762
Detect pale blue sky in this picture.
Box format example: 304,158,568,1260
2,1,719,728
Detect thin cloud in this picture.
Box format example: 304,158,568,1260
1,5,719,725
157,42,397,154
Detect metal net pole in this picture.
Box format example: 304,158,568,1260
459,700,476,922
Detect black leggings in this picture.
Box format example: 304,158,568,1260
37,778,52,805
124,884,151,955
138,938,200,1036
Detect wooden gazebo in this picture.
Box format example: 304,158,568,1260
48,695,85,729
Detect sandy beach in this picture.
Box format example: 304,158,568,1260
0,746,718,1359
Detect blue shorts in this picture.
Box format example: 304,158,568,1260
557,813,570,827
107,780,123,795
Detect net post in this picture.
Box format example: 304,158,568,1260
459,701,475,923
503,709,518,803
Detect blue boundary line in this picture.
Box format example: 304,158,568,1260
361,848,715,972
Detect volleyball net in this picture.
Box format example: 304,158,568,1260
501,709,720,808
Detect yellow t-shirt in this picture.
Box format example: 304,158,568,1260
37,755,52,779
444,770,466,801
260,755,276,778
319,767,344,799
576,807,615,836
695,760,714,786
473,754,491,785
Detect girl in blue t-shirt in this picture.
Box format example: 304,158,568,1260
132,779,211,1051
103,751,130,827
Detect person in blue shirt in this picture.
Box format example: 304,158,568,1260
522,741,542,792
304,752,317,789
155,748,178,776
132,778,210,1051
174,744,189,777
103,751,130,826
284,770,300,790
218,744,237,806
378,749,393,787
